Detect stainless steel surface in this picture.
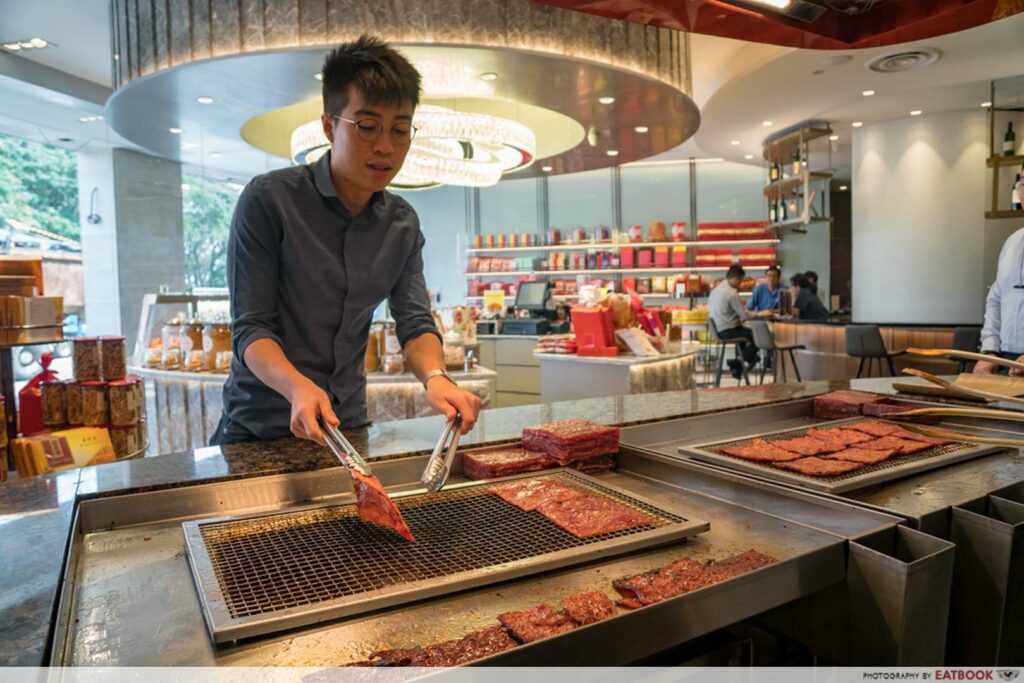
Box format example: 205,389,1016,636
320,418,371,477
421,415,463,492
184,470,708,643
683,417,1002,494
52,447,876,666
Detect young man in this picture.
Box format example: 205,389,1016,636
789,274,829,321
976,226,1024,376
804,270,820,296
708,264,758,378
212,36,481,446
746,264,785,316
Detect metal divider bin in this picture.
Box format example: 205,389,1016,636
846,525,955,665
946,489,1024,666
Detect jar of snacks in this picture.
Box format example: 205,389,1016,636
109,424,143,459
135,419,148,451
72,337,101,381
108,376,142,426
80,381,109,427
65,380,83,425
161,322,181,368
41,380,66,427
365,323,383,373
180,320,203,361
628,224,643,242
202,323,231,371
443,330,466,370
99,336,127,381
546,227,561,246
671,221,687,241
648,221,667,242
380,323,404,375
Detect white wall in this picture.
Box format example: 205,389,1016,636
852,110,988,324
395,185,470,307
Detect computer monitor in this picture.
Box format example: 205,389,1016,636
514,280,551,312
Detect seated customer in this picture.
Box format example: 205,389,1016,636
790,273,829,321
747,265,786,316
805,270,819,296
709,264,759,378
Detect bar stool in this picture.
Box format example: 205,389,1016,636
952,326,981,373
845,324,906,378
708,318,751,387
750,320,805,384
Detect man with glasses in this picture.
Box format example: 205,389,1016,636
212,35,481,445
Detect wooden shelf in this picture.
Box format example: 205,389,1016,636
466,266,775,278
763,126,832,162
985,210,1024,219
766,217,834,232
763,170,834,199
986,155,1024,168
467,239,780,254
465,292,752,302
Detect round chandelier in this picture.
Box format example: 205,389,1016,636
290,105,536,190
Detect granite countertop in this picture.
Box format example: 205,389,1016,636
0,380,839,666
128,365,498,384
770,318,980,329
534,341,701,365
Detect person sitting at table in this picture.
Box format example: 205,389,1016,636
709,264,759,378
790,273,829,321
804,270,820,296
746,265,786,316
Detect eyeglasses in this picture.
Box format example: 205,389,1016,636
332,116,418,145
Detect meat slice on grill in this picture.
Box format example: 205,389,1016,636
771,436,834,456
521,419,620,463
699,550,778,583
774,456,866,477
360,647,428,667
719,438,804,462
462,448,555,480
498,604,576,643
537,495,653,538
812,390,882,419
858,436,933,455
421,626,519,666
844,420,905,437
487,478,583,512
351,471,415,542
806,427,873,448
562,591,616,625
826,447,897,464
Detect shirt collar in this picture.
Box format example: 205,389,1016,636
311,150,387,217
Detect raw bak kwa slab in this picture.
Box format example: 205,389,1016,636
567,454,616,474
351,471,415,542
862,400,912,417
562,591,616,625
497,604,576,643
806,427,874,448
487,478,583,512
462,448,555,480
774,456,866,477
812,390,882,419
858,436,933,455
771,435,834,456
537,495,653,538
521,419,620,462
844,420,905,438
719,438,804,462
826,447,897,465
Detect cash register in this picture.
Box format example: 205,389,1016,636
502,280,554,336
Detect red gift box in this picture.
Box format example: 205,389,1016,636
620,247,635,269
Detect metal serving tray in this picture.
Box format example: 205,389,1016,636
683,417,1003,495
183,469,709,643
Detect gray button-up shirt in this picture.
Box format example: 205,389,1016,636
222,151,441,439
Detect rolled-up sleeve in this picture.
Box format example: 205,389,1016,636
228,181,284,365
389,229,442,348
980,277,1003,353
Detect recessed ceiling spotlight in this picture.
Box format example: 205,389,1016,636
862,89,875,97
634,126,649,133
829,135,839,141
730,140,740,146
762,120,773,127
852,121,863,128
839,185,848,191
169,127,183,134
196,96,214,104
541,165,553,172
78,115,104,123
744,154,754,160
598,96,615,105
210,152,222,158
480,72,498,81
29,38,47,48
606,149,619,157
3,43,21,50
910,110,922,116
18,41,33,49
981,101,991,108
314,73,323,81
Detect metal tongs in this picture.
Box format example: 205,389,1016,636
319,417,372,478
420,414,463,492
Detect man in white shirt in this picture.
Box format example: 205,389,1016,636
977,227,1024,376
708,264,757,378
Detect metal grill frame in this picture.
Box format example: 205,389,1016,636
183,470,709,644
681,417,1005,494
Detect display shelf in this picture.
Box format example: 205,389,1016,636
985,210,1024,219
467,238,780,254
986,154,1024,168
763,171,833,199
466,266,774,278
465,291,753,303
763,126,832,163
766,217,833,232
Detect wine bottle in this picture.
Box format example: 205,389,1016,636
1006,122,1017,156
779,198,789,221
769,200,778,223
769,161,780,182
792,147,802,176
1013,171,1023,211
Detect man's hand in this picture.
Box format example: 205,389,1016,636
973,360,997,375
426,377,481,434
1012,354,1024,377
287,378,340,443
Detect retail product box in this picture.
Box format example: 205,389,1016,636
654,247,669,268
637,249,653,268
12,426,115,477
672,246,687,267
0,256,44,294
619,247,635,269
3,296,64,326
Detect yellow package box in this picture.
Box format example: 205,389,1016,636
12,427,115,477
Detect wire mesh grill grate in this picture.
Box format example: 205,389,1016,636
196,471,688,620
698,418,976,484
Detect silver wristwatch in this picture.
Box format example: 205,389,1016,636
423,368,456,390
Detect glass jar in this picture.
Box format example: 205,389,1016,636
41,380,66,427
365,323,383,373
65,380,83,425
80,381,109,427
380,323,404,374
99,336,127,381
179,320,203,359
202,323,231,372
72,337,101,381
443,329,466,370
161,322,181,369
108,376,142,426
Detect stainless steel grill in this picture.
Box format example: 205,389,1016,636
183,470,708,643
683,418,1003,494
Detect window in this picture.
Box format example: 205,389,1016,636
182,174,242,288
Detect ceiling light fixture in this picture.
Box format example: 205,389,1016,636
196,96,214,104
981,101,992,108
910,110,922,116
3,37,52,51
169,127,183,134
314,73,323,81
3,43,20,50
862,90,875,96
606,149,619,157
598,96,615,105
634,126,649,133
744,0,791,8
744,154,754,160
78,115,104,123
479,72,498,81
829,135,839,141
29,38,47,48
762,120,773,127
541,165,553,172
839,185,848,190
730,140,740,146
852,121,863,127
210,152,222,158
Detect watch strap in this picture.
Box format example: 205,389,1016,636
423,368,456,390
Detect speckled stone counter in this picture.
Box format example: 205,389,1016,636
0,381,838,666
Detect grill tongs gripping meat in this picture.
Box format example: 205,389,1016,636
420,414,463,492
320,417,372,477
